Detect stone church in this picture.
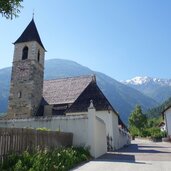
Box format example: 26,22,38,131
1,19,130,156
6,18,123,124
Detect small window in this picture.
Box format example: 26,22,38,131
52,105,67,115
18,91,22,98
37,50,40,62
22,46,28,60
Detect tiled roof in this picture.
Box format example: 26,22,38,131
14,19,45,50
43,76,94,105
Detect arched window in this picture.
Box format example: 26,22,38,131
22,46,28,60
37,50,40,62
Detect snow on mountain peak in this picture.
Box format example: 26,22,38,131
123,76,151,85
123,76,171,86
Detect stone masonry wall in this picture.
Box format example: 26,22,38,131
7,41,45,119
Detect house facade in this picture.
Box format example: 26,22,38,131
162,105,171,138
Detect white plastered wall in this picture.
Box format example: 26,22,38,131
0,109,107,158
96,110,120,150
164,107,171,137
67,110,130,150
87,103,107,158
0,107,130,157
118,128,131,148
0,116,88,146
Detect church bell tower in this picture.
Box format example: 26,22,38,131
7,18,46,118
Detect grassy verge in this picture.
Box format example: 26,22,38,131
0,147,91,171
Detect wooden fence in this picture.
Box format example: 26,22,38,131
0,128,73,160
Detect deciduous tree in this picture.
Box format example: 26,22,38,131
0,0,23,19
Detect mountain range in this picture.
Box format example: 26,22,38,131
0,59,166,125
122,76,171,103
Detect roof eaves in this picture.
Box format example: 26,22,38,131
162,105,171,115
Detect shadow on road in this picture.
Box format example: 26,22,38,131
97,153,147,164
116,144,171,154
96,142,171,164
72,141,171,171
138,145,170,149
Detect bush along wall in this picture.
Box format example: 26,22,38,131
0,147,91,171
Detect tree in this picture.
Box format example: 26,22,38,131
0,0,23,19
129,105,166,139
129,105,147,136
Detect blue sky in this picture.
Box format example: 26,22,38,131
0,0,171,80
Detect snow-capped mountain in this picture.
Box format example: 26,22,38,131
122,76,171,103
123,76,171,86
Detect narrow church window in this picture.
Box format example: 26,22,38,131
22,46,28,60
37,50,40,62
18,91,22,98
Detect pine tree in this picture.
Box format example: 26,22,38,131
129,105,147,136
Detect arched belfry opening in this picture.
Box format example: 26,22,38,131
22,46,28,60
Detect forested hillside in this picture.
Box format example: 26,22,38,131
146,97,171,118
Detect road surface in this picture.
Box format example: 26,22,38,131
72,139,171,171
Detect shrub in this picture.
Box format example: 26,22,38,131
161,130,167,138
129,126,139,137
149,127,163,139
0,147,91,171
36,127,51,131
139,129,151,137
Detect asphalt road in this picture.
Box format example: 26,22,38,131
72,139,171,171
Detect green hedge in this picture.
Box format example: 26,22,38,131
0,147,91,171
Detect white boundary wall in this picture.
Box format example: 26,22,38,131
95,110,131,150
87,102,107,158
118,128,131,148
0,102,130,157
67,109,131,150
0,115,88,146
0,103,107,158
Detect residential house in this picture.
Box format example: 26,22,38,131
162,105,171,138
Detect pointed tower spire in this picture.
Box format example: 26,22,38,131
14,19,46,51
32,9,35,20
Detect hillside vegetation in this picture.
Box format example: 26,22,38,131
146,97,171,118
